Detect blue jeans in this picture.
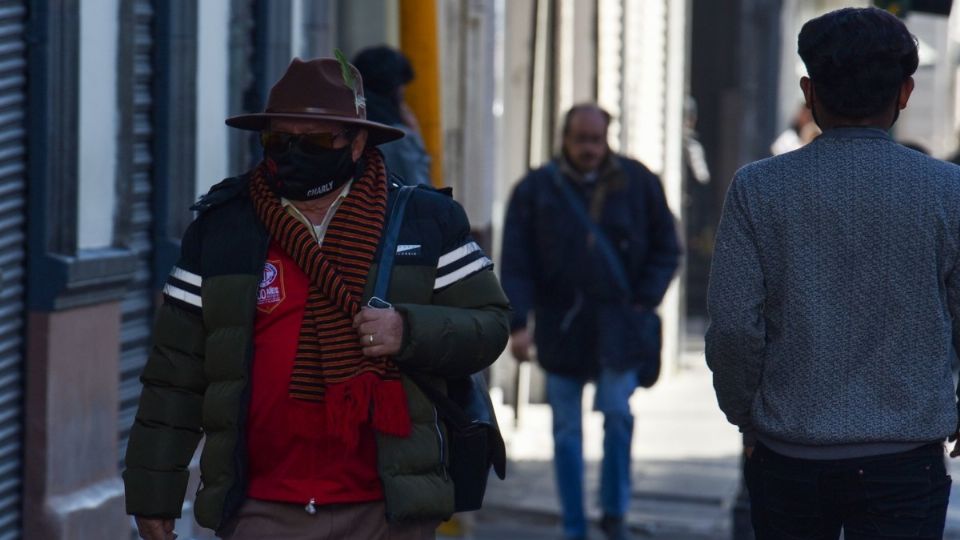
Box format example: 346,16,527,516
546,368,637,538
745,442,951,539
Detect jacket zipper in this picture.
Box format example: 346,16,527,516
433,406,447,479
217,220,269,531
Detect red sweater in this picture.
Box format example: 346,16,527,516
245,241,383,506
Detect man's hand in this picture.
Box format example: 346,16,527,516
950,432,960,458
135,517,176,540
354,307,404,357
510,328,532,362
744,446,755,459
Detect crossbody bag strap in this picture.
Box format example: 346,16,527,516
368,185,479,431
370,189,506,480
369,185,416,307
546,162,632,298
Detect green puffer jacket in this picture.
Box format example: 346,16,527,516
122,175,511,532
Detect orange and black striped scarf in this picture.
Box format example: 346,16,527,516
249,149,410,446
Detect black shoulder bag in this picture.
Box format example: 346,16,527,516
547,162,662,387
369,186,507,513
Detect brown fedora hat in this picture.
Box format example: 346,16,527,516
225,57,405,146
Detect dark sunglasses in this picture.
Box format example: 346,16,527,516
259,128,356,155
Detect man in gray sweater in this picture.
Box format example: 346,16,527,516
707,7,959,539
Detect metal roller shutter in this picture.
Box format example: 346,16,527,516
118,0,156,463
0,1,27,537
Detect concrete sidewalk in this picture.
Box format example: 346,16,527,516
480,355,742,539
479,355,960,539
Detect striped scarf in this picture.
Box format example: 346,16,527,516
249,149,410,446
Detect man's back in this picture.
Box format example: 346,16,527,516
709,9,957,536
709,127,960,449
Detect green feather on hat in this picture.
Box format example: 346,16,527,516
334,49,365,114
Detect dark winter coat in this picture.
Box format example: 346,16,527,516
500,155,680,377
122,175,510,532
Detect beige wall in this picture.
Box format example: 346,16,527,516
25,305,128,540
337,0,398,57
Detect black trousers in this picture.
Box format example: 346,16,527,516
744,442,951,540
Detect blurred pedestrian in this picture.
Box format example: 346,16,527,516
707,7,959,539
770,104,820,156
901,140,930,154
683,96,710,185
501,104,681,540
122,56,510,540
353,45,432,186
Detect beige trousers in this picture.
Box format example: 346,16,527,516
218,498,438,540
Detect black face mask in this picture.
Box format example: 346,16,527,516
265,145,358,200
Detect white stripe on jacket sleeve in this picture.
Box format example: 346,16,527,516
170,266,202,287
438,241,481,269
434,257,493,290
163,283,202,308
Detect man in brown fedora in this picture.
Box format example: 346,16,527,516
122,57,510,540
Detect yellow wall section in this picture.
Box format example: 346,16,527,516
399,0,444,187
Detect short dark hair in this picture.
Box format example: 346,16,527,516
798,7,918,119
351,45,414,96
561,104,612,136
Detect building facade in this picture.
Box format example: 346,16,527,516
21,1,369,538
5,1,693,538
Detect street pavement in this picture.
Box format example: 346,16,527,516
442,352,960,540
442,352,741,539
177,348,960,540
449,510,726,540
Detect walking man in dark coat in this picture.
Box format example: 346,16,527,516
501,104,680,540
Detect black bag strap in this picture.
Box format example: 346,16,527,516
546,161,632,299
369,185,416,307
367,185,506,481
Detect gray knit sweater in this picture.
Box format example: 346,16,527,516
706,127,960,457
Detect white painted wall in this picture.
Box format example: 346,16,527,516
195,0,232,198
77,0,119,249
554,0,596,122
598,0,624,152
497,0,533,196
526,0,551,167
659,0,689,375
622,0,666,174
458,0,497,230
897,13,953,157
291,0,305,59
778,0,815,132
339,0,398,56
556,0,576,117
